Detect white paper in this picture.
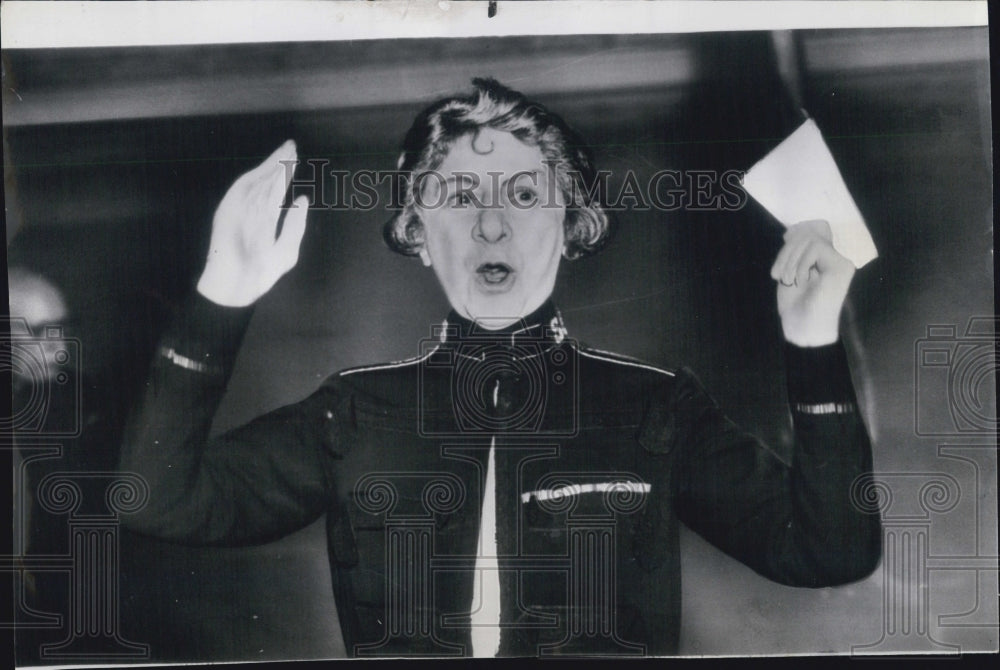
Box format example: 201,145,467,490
0,1,988,48
742,117,878,268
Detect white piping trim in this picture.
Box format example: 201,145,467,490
578,348,676,377
160,346,213,373
794,401,856,415
340,344,674,379
521,481,651,503
338,346,439,377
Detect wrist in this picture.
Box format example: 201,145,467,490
160,292,255,376
780,313,840,347
197,261,259,307
781,324,840,347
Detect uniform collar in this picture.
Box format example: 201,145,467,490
439,300,568,349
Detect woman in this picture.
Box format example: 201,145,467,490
120,78,881,657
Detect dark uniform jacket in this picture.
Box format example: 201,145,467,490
120,296,881,657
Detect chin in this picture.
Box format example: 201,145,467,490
465,294,530,324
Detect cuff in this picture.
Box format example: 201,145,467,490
784,341,857,406
159,293,255,375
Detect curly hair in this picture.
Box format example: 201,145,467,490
383,78,611,260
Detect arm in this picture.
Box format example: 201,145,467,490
670,346,880,586
672,221,881,586
119,142,330,546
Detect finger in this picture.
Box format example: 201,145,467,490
274,195,309,272
266,166,291,214
771,232,802,280
259,139,297,176
783,236,813,286
228,141,296,213
280,141,298,192
773,234,809,285
239,142,297,234
775,220,835,284
236,139,295,191
266,142,298,211
794,240,821,287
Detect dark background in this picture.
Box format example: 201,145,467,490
6,28,994,661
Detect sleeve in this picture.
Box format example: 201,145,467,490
668,341,882,587
119,293,345,547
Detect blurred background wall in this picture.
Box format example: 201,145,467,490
5,27,994,662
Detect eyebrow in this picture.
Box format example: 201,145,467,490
441,169,546,189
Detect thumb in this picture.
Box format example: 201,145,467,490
275,195,309,272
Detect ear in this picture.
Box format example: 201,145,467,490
418,247,432,267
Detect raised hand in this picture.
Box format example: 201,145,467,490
770,219,856,347
197,140,309,307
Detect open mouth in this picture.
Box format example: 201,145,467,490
476,262,515,288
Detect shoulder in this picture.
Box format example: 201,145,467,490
336,348,434,383
336,352,431,379
571,344,685,410
320,348,436,403
576,344,678,380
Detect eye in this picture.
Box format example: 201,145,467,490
449,186,482,209
512,187,538,206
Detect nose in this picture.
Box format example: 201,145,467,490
472,206,510,244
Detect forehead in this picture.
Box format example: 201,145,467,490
436,127,548,176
